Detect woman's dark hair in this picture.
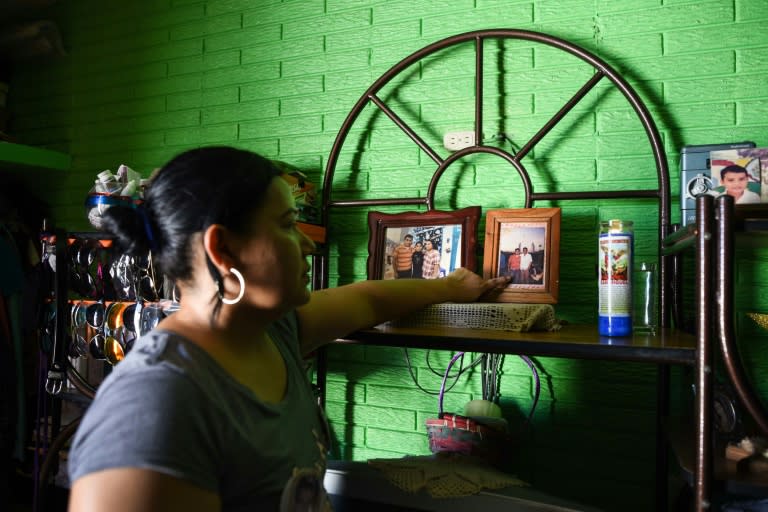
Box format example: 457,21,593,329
101,146,282,283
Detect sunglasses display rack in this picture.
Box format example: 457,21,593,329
34,228,177,506
43,230,173,386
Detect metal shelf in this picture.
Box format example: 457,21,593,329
338,324,696,365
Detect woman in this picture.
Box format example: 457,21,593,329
410,240,424,279
421,239,441,279
67,147,508,512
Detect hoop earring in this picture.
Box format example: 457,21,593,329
220,267,245,305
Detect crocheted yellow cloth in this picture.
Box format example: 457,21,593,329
368,453,528,498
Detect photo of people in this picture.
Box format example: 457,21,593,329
710,148,768,204
381,224,463,280
482,207,560,303
496,222,547,287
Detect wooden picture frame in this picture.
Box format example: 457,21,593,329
482,208,561,303
367,206,480,280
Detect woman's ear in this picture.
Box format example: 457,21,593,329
202,224,235,273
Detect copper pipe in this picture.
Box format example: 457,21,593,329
715,196,768,435
694,195,713,511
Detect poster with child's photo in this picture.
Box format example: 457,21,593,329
709,148,768,204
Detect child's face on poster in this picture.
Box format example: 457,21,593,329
722,171,748,198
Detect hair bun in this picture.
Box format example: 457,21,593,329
85,193,135,231
100,203,154,255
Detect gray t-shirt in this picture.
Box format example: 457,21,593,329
68,311,330,511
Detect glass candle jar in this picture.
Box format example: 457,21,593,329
598,220,633,336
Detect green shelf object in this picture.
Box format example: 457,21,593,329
0,141,71,171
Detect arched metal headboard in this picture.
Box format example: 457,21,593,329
320,28,670,324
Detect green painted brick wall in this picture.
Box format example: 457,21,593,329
6,1,768,510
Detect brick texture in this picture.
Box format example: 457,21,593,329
6,1,768,511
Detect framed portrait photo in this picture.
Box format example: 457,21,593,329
482,207,561,303
367,206,480,280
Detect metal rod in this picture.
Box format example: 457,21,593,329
475,35,483,148
369,93,444,165
661,233,703,256
328,197,429,208
515,71,605,161
661,223,697,248
694,194,713,512
427,145,533,209
531,189,659,201
670,224,686,331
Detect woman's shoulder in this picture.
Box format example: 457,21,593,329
92,330,207,398
124,330,206,370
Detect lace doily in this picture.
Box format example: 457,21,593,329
385,302,560,332
368,453,528,498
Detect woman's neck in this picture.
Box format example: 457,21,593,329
159,303,288,403
160,294,277,346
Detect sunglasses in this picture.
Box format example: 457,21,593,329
68,299,154,366
133,252,161,301
68,238,115,300
102,302,127,366
85,301,106,360
69,301,90,358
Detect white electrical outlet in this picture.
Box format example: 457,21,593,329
443,131,476,151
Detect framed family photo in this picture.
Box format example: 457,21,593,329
482,207,561,303
367,206,480,280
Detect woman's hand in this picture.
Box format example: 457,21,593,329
443,267,512,303
298,268,512,354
